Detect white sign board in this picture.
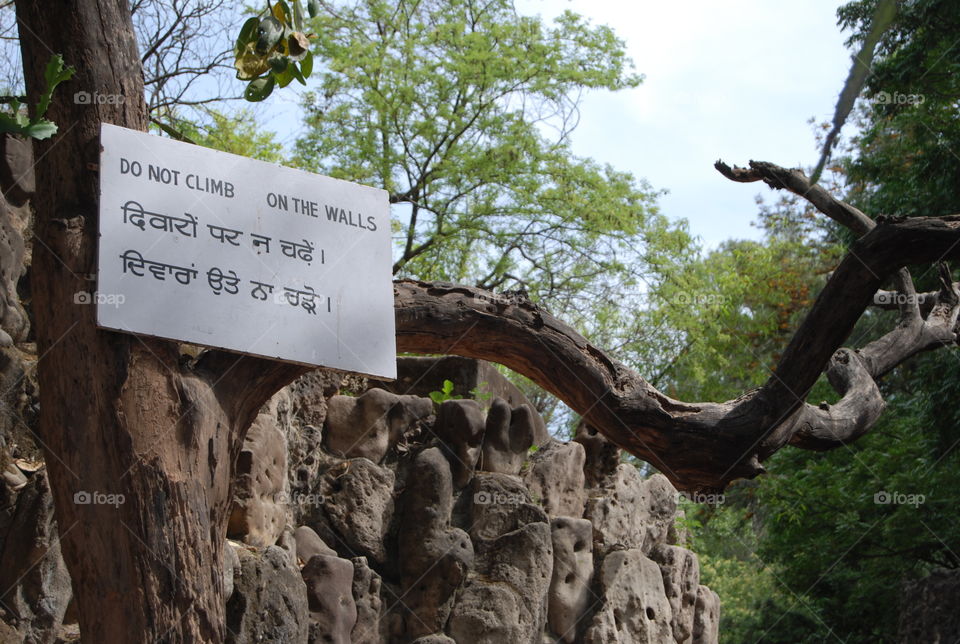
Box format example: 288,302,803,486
97,123,396,379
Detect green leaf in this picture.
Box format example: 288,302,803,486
235,17,260,54
36,54,75,121
244,76,276,102
0,112,23,135
289,61,306,85
21,120,58,140
268,55,292,73
273,1,291,26
307,0,321,18
292,0,305,31
300,50,314,79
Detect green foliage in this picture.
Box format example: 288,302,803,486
0,54,74,140
294,0,694,340
681,4,960,640
235,0,316,102
158,108,285,163
429,379,460,405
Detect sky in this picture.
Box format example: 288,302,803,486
262,0,855,249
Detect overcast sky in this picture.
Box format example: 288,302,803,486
264,0,854,249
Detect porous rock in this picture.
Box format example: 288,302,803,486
432,398,485,489
351,556,382,644
0,472,72,644
583,549,673,644
478,398,534,476
301,553,357,644
294,525,337,564
323,389,432,463
650,543,700,643
226,545,309,644
547,517,594,643
692,585,720,644
396,447,473,639
316,458,395,564
574,421,620,488
228,393,291,547
585,465,678,556
523,440,586,518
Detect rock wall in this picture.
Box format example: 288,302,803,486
224,357,721,644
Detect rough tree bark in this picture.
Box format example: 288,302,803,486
14,1,960,640
15,1,300,640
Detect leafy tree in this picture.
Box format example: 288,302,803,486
293,0,693,322
161,107,286,162
682,2,960,640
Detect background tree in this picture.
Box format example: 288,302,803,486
680,1,960,639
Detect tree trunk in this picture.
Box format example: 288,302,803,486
14,2,303,640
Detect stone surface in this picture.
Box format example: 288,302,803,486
0,193,30,346
584,549,674,644
478,398,534,476
224,541,241,601
574,421,620,488
523,440,586,518
547,517,594,643
396,447,474,640
692,585,720,644
0,134,35,206
641,473,680,552
315,458,394,564
0,472,72,644
410,635,456,644
294,526,337,564
369,356,549,445
585,465,679,556
226,545,309,644
450,476,553,644
651,543,700,644
323,389,432,463
351,557,383,644
467,472,545,543
228,393,291,547
301,554,357,644
432,398,485,489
